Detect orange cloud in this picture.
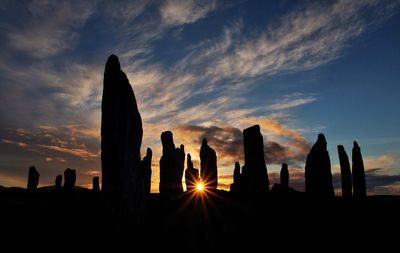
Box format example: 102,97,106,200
38,144,98,159
2,139,29,148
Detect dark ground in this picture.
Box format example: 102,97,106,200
1,187,399,251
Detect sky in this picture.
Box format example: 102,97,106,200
0,0,399,195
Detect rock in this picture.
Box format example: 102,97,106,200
200,138,218,190
352,141,366,198
185,153,200,191
27,166,39,190
280,163,289,188
337,145,352,198
143,147,152,196
241,125,269,193
305,134,334,197
55,175,62,190
159,131,185,197
230,162,242,193
64,168,76,191
101,54,144,219
93,176,100,191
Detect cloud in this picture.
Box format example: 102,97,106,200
7,1,95,58
268,93,317,110
2,139,29,149
160,0,217,26
37,144,98,159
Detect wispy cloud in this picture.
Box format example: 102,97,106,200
6,1,95,58
268,93,317,110
160,0,218,26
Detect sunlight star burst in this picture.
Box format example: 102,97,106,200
196,183,204,192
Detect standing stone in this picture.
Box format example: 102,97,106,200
93,176,100,192
55,175,62,190
143,147,152,195
305,134,334,197
280,163,289,188
230,162,242,193
27,166,39,190
241,125,269,193
185,153,200,191
200,138,218,190
352,141,366,198
159,131,185,197
337,145,352,198
64,168,76,191
101,54,144,218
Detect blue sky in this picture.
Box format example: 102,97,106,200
0,0,399,194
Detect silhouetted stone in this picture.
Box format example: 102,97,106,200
352,141,366,198
143,147,152,196
55,175,62,190
280,163,289,188
64,168,76,191
230,162,242,193
338,145,352,198
185,153,200,191
93,176,100,192
200,138,218,190
241,125,269,193
159,131,185,197
101,54,144,219
305,134,334,197
27,166,39,190
271,163,297,194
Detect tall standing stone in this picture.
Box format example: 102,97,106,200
305,134,334,197
200,138,218,190
230,162,242,193
280,163,289,188
159,131,185,197
93,176,100,192
143,147,152,195
337,145,352,198
55,175,62,190
352,141,366,198
27,166,40,190
241,125,269,193
64,168,76,191
101,54,144,218
185,153,200,191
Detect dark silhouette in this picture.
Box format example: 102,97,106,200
280,163,289,188
338,145,352,198
200,138,218,189
159,131,185,197
93,176,100,191
55,175,62,190
352,141,366,198
305,134,334,197
272,163,296,194
241,125,269,193
185,153,200,191
230,162,242,193
101,54,144,218
27,166,39,190
142,147,152,196
63,168,76,191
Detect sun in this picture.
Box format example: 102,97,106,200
196,183,204,192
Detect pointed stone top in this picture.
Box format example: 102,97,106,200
202,138,207,146
146,147,152,156
337,145,344,151
353,141,359,148
282,163,288,169
106,54,120,70
235,162,240,169
180,144,184,151
317,133,326,143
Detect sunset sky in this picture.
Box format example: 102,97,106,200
0,0,399,194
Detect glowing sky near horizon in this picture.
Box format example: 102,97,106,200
0,0,400,194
